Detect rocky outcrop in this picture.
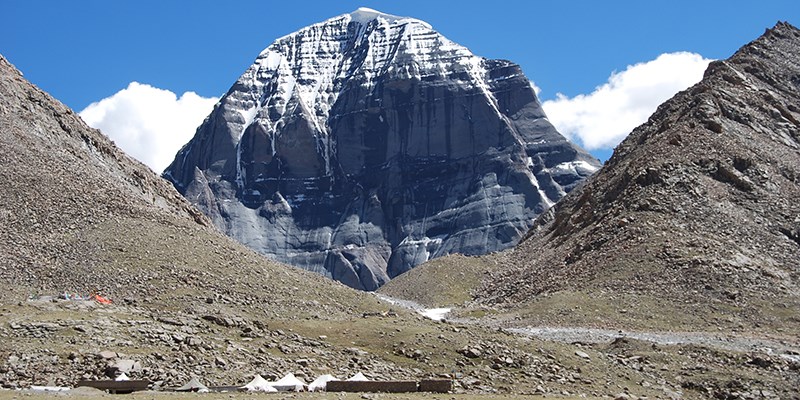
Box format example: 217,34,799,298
164,8,599,290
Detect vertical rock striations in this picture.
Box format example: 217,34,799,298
164,8,599,290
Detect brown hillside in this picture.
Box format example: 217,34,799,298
0,53,367,312
475,23,800,333
3,54,703,399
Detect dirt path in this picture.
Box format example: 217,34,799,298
508,326,800,358
374,293,800,360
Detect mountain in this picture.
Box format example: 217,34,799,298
455,22,800,332
163,8,600,290
0,54,650,396
8,51,558,391
3,24,799,399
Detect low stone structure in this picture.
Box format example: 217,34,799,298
326,379,452,393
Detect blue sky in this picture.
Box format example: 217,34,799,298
3,1,799,168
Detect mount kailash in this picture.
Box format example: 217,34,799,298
164,8,600,290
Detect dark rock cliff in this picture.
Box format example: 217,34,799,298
164,8,599,290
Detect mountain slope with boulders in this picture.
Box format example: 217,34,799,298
0,53,359,311
163,8,599,290
467,22,800,332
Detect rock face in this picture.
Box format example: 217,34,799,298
478,23,800,319
164,8,599,290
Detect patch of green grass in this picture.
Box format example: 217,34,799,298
379,254,495,307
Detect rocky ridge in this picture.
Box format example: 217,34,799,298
164,8,599,290
472,22,800,331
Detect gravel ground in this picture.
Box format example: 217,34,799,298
509,326,800,356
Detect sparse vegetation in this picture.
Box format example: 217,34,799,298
379,254,494,308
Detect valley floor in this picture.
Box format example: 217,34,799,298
377,293,800,359
3,293,799,399
0,390,588,399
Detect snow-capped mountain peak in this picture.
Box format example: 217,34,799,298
232,7,473,149
164,10,600,290
348,7,427,27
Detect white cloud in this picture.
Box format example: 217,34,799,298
542,52,713,150
79,82,218,172
530,81,541,96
